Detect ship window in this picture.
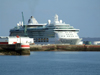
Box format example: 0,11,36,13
35,38,36,42
47,38,48,42
41,38,43,42
38,38,40,42
44,38,45,42
35,38,37,42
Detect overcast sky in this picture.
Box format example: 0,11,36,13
0,0,100,37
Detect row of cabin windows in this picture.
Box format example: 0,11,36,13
61,34,78,37
34,38,49,42
61,36,78,37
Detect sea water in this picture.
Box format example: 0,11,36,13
0,52,100,75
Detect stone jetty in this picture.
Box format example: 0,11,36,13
30,44,100,51
0,44,100,55
0,43,30,55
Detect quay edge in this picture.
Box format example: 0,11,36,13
30,44,100,51
0,44,100,55
0,43,30,55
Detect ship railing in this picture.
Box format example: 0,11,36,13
55,27,74,29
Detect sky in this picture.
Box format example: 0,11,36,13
0,0,100,37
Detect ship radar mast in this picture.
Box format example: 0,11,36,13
54,14,64,24
54,14,59,23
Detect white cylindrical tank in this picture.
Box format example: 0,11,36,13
93,41,100,45
78,41,83,45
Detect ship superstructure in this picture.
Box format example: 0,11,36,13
10,14,82,45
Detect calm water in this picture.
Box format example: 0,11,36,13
0,52,100,75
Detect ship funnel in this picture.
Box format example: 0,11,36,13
28,16,38,24
31,16,33,18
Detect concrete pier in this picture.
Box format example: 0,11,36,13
0,44,100,55
0,43,30,55
30,44,100,51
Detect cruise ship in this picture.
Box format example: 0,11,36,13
9,14,82,45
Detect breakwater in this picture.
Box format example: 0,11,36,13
0,43,30,55
30,45,100,51
0,44,100,55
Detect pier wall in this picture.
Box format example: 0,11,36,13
0,44,100,55
0,44,30,55
30,45,100,51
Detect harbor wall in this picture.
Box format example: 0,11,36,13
0,44,30,55
0,44,100,55
30,45,100,51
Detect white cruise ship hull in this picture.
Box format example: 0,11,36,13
34,38,82,45
55,38,82,45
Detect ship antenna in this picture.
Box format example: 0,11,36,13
22,12,27,36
